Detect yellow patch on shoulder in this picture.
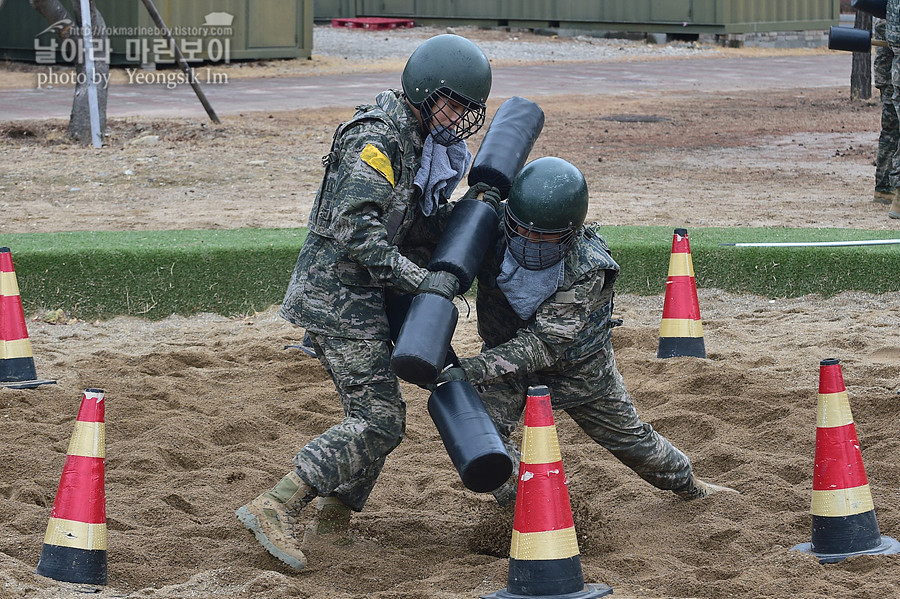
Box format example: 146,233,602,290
360,143,395,187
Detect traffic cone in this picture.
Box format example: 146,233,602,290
657,228,706,358
0,247,55,389
791,359,900,563
482,385,612,599
37,389,108,585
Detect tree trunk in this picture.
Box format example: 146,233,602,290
67,0,108,143
851,12,873,101
30,0,109,144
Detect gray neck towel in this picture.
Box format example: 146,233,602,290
415,132,472,216
496,248,565,320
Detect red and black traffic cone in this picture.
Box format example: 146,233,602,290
791,359,900,563
37,389,108,585
1,247,55,389
482,385,612,599
657,229,706,358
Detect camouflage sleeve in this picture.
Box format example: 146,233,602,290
330,124,428,293
459,333,555,385
461,269,606,385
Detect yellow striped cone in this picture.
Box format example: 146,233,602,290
657,229,706,358
0,247,55,389
36,389,108,585
791,360,900,563
482,386,612,599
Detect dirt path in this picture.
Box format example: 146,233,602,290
1,86,896,233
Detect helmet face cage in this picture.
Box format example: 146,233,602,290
421,87,486,146
504,208,577,270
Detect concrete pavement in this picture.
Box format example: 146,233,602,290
0,53,853,121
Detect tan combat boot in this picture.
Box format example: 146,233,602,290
890,192,900,219
236,471,316,570
302,496,352,548
874,190,894,205
673,475,739,501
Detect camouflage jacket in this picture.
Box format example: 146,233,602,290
887,0,900,45
465,214,621,389
280,89,453,339
875,18,894,89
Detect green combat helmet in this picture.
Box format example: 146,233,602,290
505,156,589,270
401,34,492,145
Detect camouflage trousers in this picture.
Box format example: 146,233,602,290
875,21,898,191
292,333,406,511
477,341,693,504
877,86,900,192
888,41,900,190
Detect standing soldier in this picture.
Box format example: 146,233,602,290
236,34,493,570
433,157,737,506
873,17,899,206
886,0,900,217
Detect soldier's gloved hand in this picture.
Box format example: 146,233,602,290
416,270,460,300
434,366,467,386
462,182,502,211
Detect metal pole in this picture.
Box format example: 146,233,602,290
720,239,900,248
139,0,221,124
78,0,102,148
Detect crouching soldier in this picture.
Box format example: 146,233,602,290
434,157,738,506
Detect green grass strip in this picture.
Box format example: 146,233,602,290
1,226,897,320
604,226,900,297
2,229,308,320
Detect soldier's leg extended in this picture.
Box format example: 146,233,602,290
564,345,735,500
237,334,405,568
564,370,693,492
297,333,405,510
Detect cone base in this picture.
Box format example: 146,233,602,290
0,356,39,382
36,544,107,585
791,535,900,564
481,583,612,599
657,336,706,359
809,511,885,555
1,378,56,389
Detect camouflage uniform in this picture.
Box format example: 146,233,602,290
279,89,451,511
887,1,900,189
462,216,693,497
874,18,899,194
